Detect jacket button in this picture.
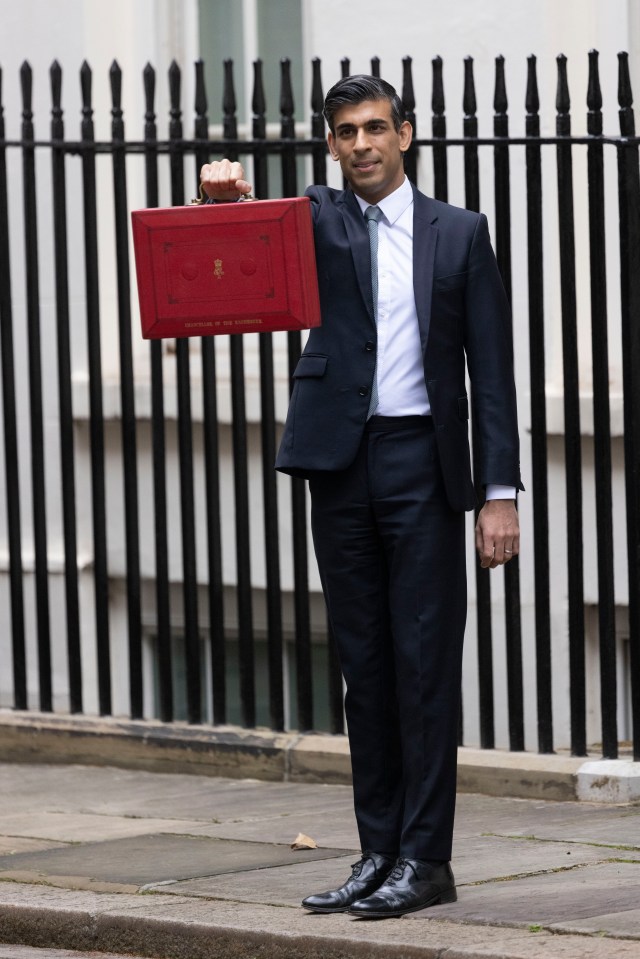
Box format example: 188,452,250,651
359,387,369,397
365,341,375,351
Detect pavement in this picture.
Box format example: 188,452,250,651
0,763,638,958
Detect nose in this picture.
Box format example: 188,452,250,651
353,127,371,151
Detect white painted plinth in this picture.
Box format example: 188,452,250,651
577,759,640,803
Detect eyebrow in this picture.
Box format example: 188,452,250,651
335,118,390,132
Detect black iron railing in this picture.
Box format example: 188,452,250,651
0,51,639,760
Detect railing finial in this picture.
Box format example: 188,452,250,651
617,50,635,137
556,53,570,117
280,57,294,121
194,58,207,120
494,54,507,116
463,56,477,118
252,58,266,120
525,54,539,117
587,48,602,136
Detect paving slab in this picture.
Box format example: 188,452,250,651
549,908,640,938
419,859,640,929
0,811,234,844
0,763,356,825
0,833,347,887
454,793,640,848
148,855,358,905
0,837,67,856
450,833,640,882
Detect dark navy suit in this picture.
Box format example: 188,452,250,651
276,182,522,860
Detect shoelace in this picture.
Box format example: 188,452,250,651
386,858,418,885
350,852,386,879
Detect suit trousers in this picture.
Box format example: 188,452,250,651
309,416,466,861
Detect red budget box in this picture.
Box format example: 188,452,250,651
131,197,321,339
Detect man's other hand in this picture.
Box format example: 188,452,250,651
475,499,520,569
200,159,253,201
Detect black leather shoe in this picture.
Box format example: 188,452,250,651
348,858,457,918
301,851,396,913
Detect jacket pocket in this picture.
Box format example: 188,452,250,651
434,271,467,292
293,353,328,378
458,395,469,420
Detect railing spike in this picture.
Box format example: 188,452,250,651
402,56,415,113
194,58,207,119
311,57,324,118
223,59,237,141
168,60,181,112
494,54,508,115
280,57,294,121
341,57,350,79
370,56,380,78
587,49,602,135
525,54,540,117
252,58,266,118
432,55,445,116
618,51,635,137
463,56,476,117
110,60,122,112
20,61,33,117
618,50,633,110
143,62,156,119
556,53,570,116
50,61,62,114
79,61,92,113
168,61,182,142
587,49,602,111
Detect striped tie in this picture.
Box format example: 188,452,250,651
365,205,382,418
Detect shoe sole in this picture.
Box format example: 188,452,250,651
302,904,350,913
348,888,457,919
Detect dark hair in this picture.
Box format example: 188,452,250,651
323,74,405,134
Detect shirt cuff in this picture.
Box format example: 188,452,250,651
485,484,517,501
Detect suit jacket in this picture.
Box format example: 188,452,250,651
275,182,523,512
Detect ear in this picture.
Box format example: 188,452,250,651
327,131,339,160
398,120,413,153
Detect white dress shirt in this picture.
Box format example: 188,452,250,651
354,178,429,417
353,177,515,501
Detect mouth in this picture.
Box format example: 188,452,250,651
352,160,379,173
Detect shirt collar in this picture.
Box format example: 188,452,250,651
353,175,413,225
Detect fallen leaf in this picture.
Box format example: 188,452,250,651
291,832,318,850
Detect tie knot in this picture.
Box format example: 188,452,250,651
365,205,382,223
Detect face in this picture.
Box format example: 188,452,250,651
327,99,412,204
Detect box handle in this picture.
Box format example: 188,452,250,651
190,184,256,205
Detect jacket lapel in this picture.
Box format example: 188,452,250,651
412,186,438,355
338,189,376,326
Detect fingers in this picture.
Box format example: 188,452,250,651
475,500,520,568
477,534,520,568
200,160,252,200
479,545,511,569
488,537,519,568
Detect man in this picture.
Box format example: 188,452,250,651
201,74,522,919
